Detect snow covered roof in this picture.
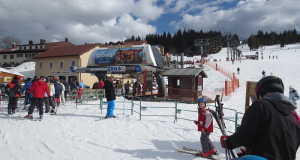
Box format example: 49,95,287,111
0,68,24,76
162,68,208,77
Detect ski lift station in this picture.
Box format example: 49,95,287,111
70,44,208,101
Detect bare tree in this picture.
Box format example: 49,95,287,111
0,36,21,49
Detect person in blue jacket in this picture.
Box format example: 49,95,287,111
22,78,33,108
289,86,299,105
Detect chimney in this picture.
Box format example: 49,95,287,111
65,37,68,42
12,43,16,48
40,39,46,44
29,40,33,45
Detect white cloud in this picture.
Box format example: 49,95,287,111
0,0,162,45
173,0,300,38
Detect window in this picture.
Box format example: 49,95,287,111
39,62,43,68
3,55,7,59
10,55,14,59
24,47,26,50
35,46,38,49
49,61,53,68
59,61,64,68
17,54,23,57
71,60,75,66
30,46,32,49
40,46,43,49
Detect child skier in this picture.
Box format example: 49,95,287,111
194,98,217,158
75,86,84,103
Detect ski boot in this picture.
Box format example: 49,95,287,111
12,110,16,114
39,115,43,120
197,151,211,158
8,109,12,115
210,148,219,155
24,114,33,119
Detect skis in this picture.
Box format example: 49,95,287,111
177,148,218,160
183,146,201,153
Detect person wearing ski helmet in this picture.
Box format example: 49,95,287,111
194,98,217,158
220,76,300,160
289,86,299,105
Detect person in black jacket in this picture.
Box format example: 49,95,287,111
220,76,300,160
5,75,22,115
62,78,69,101
104,76,116,118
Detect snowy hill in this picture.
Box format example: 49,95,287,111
0,44,299,160
9,62,35,79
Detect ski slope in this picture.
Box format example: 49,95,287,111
0,44,299,160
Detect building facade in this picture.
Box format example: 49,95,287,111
33,43,103,87
0,38,73,67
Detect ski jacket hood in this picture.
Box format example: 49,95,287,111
28,80,50,98
11,79,19,84
263,92,297,113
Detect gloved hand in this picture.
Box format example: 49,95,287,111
194,121,198,125
237,148,246,157
294,97,297,100
220,135,229,148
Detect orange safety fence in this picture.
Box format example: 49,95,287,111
203,59,239,96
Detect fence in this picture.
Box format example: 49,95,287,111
203,59,239,96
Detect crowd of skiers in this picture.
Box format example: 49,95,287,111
4,75,82,120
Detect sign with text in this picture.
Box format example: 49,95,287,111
107,66,126,72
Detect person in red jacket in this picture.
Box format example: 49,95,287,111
194,98,216,158
24,76,50,119
98,80,104,89
5,75,22,115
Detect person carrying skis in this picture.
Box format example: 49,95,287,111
25,76,50,119
220,76,300,160
5,75,22,115
104,76,116,118
22,78,33,109
289,86,299,105
194,98,217,158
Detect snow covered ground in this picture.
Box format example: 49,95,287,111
0,44,300,160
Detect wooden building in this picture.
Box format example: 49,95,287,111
162,68,208,102
0,68,24,83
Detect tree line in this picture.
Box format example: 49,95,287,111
123,29,227,55
248,28,300,50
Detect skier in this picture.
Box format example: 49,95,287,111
25,76,50,119
262,70,265,77
59,78,66,106
62,77,69,101
124,81,131,96
117,81,123,96
98,80,104,89
44,77,56,113
54,77,63,107
104,76,116,118
22,78,33,109
194,98,217,158
92,81,98,89
5,75,22,115
237,67,240,74
220,76,300,160
75,86,84,103
289,86,299,105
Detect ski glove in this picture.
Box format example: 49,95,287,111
294,97,298,100
237,148,247,157
220,135,229,148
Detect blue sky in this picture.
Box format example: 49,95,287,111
0,0,299,45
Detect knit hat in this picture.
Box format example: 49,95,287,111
13,75,18,80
